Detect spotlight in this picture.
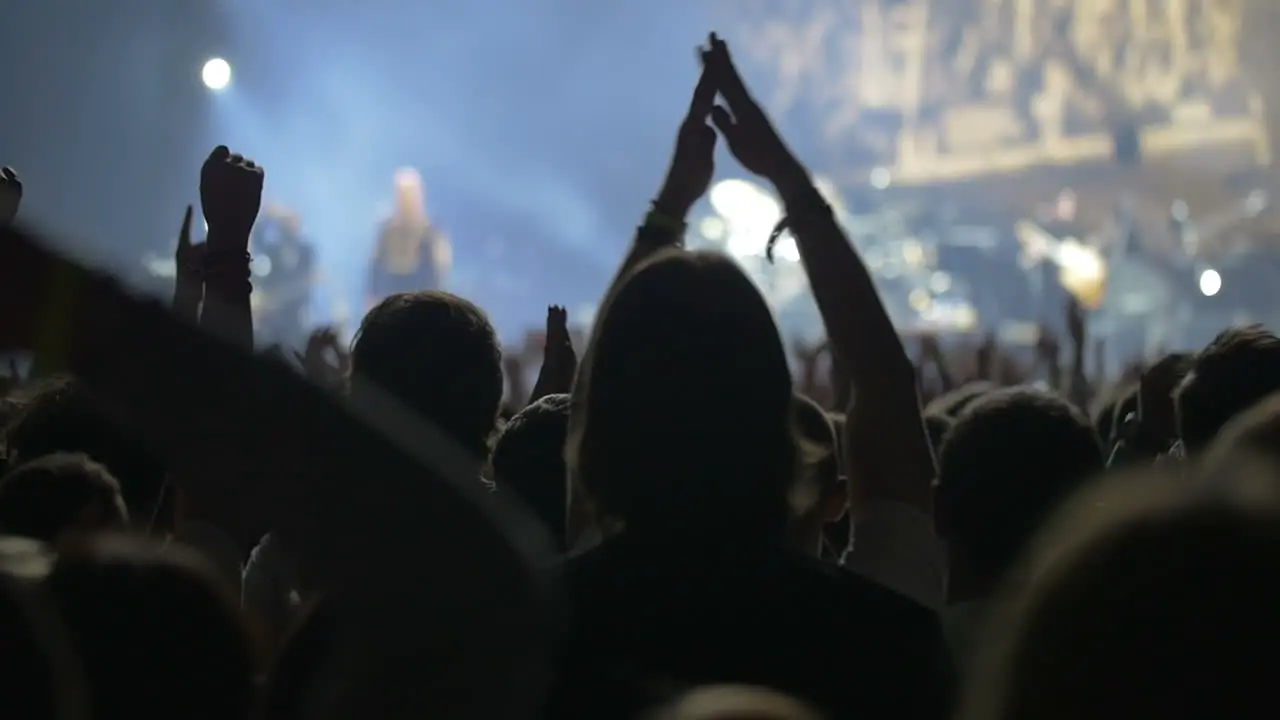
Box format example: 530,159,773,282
201,58,232,91
1198,268,1222,297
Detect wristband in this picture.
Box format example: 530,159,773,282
204,250,252,276
641,202,687,237
766,191,831,264
32,262,83,376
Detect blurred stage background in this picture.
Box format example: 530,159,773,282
4,0,1280,366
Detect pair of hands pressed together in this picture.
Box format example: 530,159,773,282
655,34,806,222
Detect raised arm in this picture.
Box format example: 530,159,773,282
705,37,934,512
172,205,206,324
604,54,718,293
198,146,260,350
528,305,577,404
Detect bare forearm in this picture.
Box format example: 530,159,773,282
773,168,935,506
774,169,915,390
200,240,254,349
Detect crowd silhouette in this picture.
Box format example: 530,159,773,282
3,33,1280,720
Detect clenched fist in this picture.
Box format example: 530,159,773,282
0,167,23,226
199,146,264,250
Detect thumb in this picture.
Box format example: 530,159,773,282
696,122,718,151
710,105,736,140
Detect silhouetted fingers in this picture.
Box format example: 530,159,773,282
710,105,737,137
178,205,194,249
706,35,753,111
686,62,717,123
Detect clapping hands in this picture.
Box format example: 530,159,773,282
0,167,23,226
654,45,719,217
653,33,807,221
702,35,802,186
529,305,577,402
543,305,577,390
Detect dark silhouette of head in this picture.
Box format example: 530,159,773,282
0,543,86,720
46,535,256,720
926,381,997,419
351,291,503,461
4,378,164,524
568,250,797,540
0,453,127,546
937,387,1103,601
1177,325,1280,454
963,464,1280,720
491,393,571,551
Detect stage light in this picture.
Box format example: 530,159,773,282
698,216,727,242
1198,268,1222,297
708,179,791,260
869,167,892,190
201,58,232,91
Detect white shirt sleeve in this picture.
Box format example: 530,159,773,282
842,501,946,610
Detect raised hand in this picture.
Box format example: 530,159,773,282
530,305,577,403
295,327,351,391
703,34,803,187
653,50,719,217
172,205,207,322
199,146,264,249
0,167,24,226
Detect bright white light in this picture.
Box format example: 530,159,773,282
708,179,788,260
201,58,232,91
1198,268,1222,297
869,167,892,190
698,216,727,242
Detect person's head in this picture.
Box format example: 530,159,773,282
46,535,257,720
0,453,128,546
925,381,996,419
4,379,164,525
351,291,503,462
962,463,1280,720
1177,325,1280,454
490,394,572,551
568,250,797,540
936,387,1103,602
1088,382,1135,450
0,568,86,720
1202,391,1280,470
789,395,845,555
648,685,822,720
